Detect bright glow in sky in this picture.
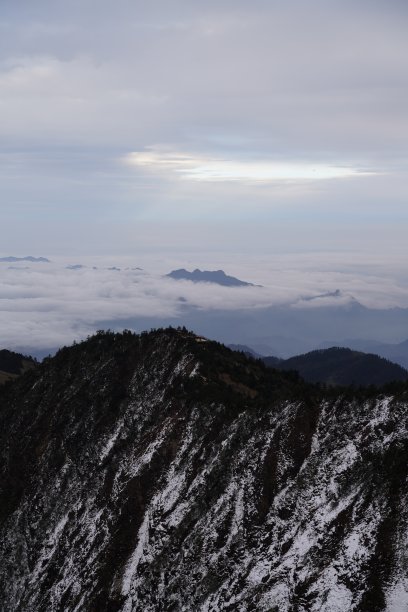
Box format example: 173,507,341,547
126,150,368,182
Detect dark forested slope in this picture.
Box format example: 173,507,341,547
0,329,407,611
0,348,36,384
268,347,408,386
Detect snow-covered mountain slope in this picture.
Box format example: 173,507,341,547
0,329,407,611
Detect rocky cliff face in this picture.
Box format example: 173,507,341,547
0,329,407,611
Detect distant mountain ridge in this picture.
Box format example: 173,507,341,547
0,256,50,263
226,344,408,386
299,288,361,305
261,346,408,386
97,291,408,362
303,289,342,300
319,338,408,371
166,268,256,286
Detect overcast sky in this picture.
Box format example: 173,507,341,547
1,1,408,350
1,0,408,258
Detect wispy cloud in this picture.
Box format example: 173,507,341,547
125,149,369,183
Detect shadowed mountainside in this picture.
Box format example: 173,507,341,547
0,329,407,611
0,349,37,385
319,339,408,372
263,347,408,387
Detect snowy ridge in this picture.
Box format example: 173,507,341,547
0,329,407,611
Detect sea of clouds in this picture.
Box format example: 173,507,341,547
1,252,408,353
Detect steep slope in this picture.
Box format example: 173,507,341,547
0,329,408,611
270,347,408,386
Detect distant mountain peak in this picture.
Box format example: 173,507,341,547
166,268,258,287
296,289,364,310
303,289,342,300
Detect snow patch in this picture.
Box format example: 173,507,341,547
189,362,200,378
312,570,353,611
100,421,123,461
386,581,408,612
122,511,150,597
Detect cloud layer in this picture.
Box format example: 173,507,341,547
2,253,408,352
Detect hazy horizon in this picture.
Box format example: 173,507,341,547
1,252,408,355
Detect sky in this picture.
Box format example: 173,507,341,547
1,0,407,255
1,1,408,350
